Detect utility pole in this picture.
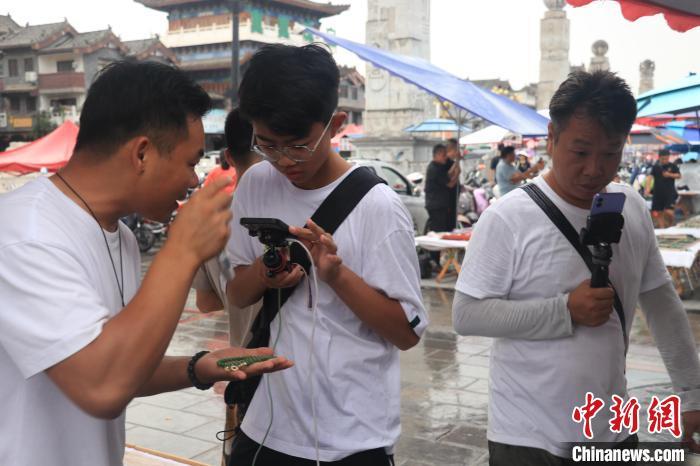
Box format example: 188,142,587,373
230,0,241,108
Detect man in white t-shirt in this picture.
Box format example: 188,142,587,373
0,62,291,466
225,44,428,465
193,109,263,348
453,70,700,464
191,109,264,466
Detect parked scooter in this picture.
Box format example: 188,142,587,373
121,214,166,253
457,168,493,227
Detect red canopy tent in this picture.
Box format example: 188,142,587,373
0,121,78,174
566,0,700,32
331,124,364,150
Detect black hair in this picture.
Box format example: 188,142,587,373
500,146,515,158
224,108,254,165
549,70,637,139
659,149,671,156
219,153,230,170
447,138,459,148
75,60,211,156
238,43,339,139
433,143,447,157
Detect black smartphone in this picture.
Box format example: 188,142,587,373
240,217,295,245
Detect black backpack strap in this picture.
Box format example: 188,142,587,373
521,183,628,352
311,167,386,235
226,167,385,407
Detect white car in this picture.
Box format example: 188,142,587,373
349,159,429,234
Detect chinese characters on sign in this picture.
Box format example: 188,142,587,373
572,392,681,439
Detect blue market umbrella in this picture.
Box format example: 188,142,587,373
305,27,549,136
637,74,700,118
404,118,471,134
665,121,700,144
638,74,700,150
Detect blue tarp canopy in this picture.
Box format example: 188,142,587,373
305,28,549,137
404,118,470,133
637,74,700,117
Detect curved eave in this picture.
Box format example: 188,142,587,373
136,0,349,17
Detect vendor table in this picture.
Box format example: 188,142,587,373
654,226,700,298
415,235,469,283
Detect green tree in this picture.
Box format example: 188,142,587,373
32,111,56,139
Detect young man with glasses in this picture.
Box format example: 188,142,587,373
225,44,428,465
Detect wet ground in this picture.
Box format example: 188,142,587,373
126,246,700,465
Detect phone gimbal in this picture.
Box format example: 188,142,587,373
580,212,625,288
240,218,296,278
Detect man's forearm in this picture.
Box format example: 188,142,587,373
327,265,419,350
452,291,573,340
46,242,201,417
640,282,700,411
227,259,267,308
137,356,191,397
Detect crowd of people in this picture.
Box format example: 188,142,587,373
425,129,689,238
0,43,699,466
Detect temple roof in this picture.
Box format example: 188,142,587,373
0,14,21,37
339,65,364,87
41,29,127,54
123,37,178,63
136,0,349,17
0,21,76,49
123,38,155,56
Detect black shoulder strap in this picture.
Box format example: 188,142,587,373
285,166,387,275
226,167,385,407
268,166,385,323
521,183,628,352
312,166,386,234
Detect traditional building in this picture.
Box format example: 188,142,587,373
338,65,364,126
123,37,179,66
136,0,349,106
0,16,175,139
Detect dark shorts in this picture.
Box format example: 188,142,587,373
427,207,456,233
488,435,639,466
651,194,676,212
228,431,394,466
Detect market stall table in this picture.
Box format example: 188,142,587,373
654,225,700,297
415,235,469,283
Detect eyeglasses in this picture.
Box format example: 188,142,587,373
250,116,334,163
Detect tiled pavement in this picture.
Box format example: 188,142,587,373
127,249,700,465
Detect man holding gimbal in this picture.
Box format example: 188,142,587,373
452,70,700,465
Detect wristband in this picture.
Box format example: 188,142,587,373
188,350,214,390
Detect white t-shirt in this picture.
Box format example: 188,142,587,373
227,162,428,461
456,176,670,458
192,257,261,347
0,177,140,466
